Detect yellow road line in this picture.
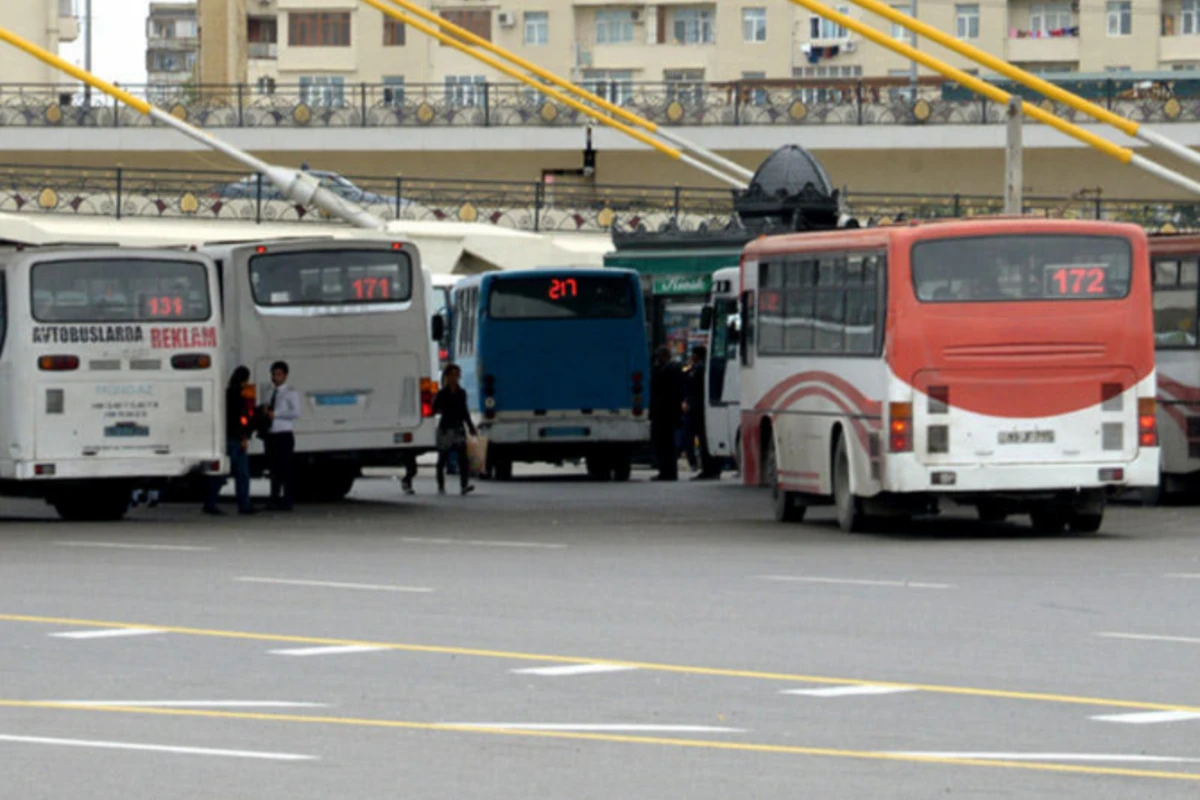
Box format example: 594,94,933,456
2,701,1199,783
5,612,1198,713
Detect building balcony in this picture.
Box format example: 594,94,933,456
147,36,199,51
1159,33,1200,64
1004,31,1080,63
248,42,279,59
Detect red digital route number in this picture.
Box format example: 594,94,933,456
549,278,578,301
352,277,391,300
146,295,185,317
1048,266,1107,296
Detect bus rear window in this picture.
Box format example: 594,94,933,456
912,235,1133,303
249,250,413,306
488,276,636,320
31,259,211,323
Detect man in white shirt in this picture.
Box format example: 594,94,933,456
264,360,302,511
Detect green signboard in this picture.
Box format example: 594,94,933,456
652,274,712,295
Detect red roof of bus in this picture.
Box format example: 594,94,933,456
743,217,1148,258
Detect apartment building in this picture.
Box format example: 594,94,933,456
2,0,80,84
193,0,1200,101
147,3,200,91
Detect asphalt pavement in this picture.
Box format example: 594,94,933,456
1,466,1198,799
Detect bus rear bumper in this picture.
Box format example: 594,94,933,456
481,417,650,446
882,450,1160,495
2,457,228,482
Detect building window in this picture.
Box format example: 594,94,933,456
1183,0,1198,35
673,7,715,44
955,4,979,38
257,76,276,95
890,5,911,38
384,18,406,46
1173,62,1200,70
742,71,767,105
382,76,405,107
757,254,883,356
809,9,849,39
1106,1,1131,35
289,12,351,46
299,76,345,107
582,69,633,104
665,69,705,104
525,11,548,45
1105,65,1132,72
595,9,635,44
445,74,487,106
1029,3,1072,34
440,9,492,42
742,8,767,42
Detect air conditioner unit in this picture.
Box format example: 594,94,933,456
631,8,642,22
578,49,593,67
844,39,856,52
498,11,517,27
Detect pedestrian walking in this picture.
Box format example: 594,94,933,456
433,364,477,496
263,360,301,511
400,453,418,495
683,345,720,480
204,365,256,515
649,345,684,481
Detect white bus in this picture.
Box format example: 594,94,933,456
199,238,440,500
1148,233,1200,502
740,218,1159,533
0,246,226,520
701,266,742,472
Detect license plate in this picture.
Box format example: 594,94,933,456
540,426,590,439
104,423,150,438
998,430,1055,444
315,393,358,407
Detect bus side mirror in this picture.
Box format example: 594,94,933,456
699,305,713,330
431,314,445,342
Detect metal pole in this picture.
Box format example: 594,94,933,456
83,0,92,105
908,0,917,103
1005,97,1022,215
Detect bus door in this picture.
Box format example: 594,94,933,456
704,273,742,463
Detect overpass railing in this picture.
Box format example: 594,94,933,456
0,163,1194,233
0,78,1197,128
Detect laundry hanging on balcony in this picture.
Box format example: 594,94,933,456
800,43,841,64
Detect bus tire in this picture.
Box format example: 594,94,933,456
733,428,742,476
764,433,805,523
54,490,131,522
833,435,868,533
977,503,1008,523
492,457,514,482
586,454,612,482
1030,508,1068,533
611,455,632,482
299,469,357,503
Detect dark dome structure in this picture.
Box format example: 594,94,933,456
733,144,841,233
747,144,834,199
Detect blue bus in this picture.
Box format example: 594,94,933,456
450,268,651,480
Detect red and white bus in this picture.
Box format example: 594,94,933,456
1149,233,1200,500
739,218,1158,533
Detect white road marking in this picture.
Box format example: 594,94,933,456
402,537,567,550
1165,574,1200,579
54,541,212,552
1097,632,1200,645
1091,711,1200,725
888,751,1200,763
269,645,391,657
236,577,433,593
756,575,954,590
440,724,745,733
512,663,638,677
0,734,314,761
783,685,917,698
39,701,329,709
50,628,166,640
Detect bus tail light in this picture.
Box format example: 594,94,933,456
171,354,212,370
1138,398,1158,447
38,355,79,371
420,378,437,418
1099,467,1125,482
483,374,496,420
202,460,223,474
34,464,56,476
888,402,913,453
632,371,644,417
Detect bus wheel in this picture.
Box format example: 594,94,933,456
977,503,1008,524
1067,491,1105,534
54,490,130,522
1030,508,1068,533
733,428,742,476
300,469,357,503
586,454,612,482
833,436,868,533
492,457,514,482
611,454,633,482
765,436,804,523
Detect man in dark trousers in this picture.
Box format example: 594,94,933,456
649,345,684,481
264,360,302,511
683,345,721,480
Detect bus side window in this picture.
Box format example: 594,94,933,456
739,290,755,366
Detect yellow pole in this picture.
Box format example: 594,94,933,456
374,0,755,182
787,0,1200,197
360,0,743,187
823,0,1200,170
0,27,151,115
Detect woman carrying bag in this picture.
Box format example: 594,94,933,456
433,364,478,496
